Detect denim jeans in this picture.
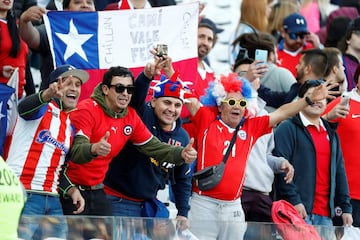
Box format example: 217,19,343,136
107,194,143,217
107,194,149,239
19,192,67,240
305,213,334,239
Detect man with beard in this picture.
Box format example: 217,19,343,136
193,18,223,99
257,48,328,109
323,47,348,99
276,13,322,77
182,17,223,139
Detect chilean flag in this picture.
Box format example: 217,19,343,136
43,2,199,101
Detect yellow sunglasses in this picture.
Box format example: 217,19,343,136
222,98,247,108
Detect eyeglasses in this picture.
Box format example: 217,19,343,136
287,32,308,40
109,84,135,94
222,98,247,108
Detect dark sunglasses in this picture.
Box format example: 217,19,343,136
109,84,135,94
222,98,247,108
287,32,308,40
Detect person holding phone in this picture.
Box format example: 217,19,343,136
103,55,193,232
234,32,296,112
60,66,197,218
274,80,353,237
324,64,360,227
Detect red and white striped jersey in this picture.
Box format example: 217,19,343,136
6,102,73,194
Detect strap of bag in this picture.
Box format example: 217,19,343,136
222,117,245,164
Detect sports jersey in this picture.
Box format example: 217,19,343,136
276,40,314,77
7,101,73,194
66,97,153,186
103,72,192,217
325,89,360,200
0,19,28,98
192,107,271,200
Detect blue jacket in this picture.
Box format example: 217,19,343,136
258,82,301,109
273,114,352,217
104,73,192,217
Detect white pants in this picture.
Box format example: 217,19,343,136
189,193,247,240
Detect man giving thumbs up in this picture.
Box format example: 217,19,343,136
60,66,197,216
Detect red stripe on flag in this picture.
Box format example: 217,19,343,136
78,57,197,102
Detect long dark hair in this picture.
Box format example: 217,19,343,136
2,9,21,57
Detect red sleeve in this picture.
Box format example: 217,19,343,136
70,99,96,139
128,108,153,145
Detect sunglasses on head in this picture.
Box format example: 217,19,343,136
109,84,135,94
222,98,247,108
287,32,308,40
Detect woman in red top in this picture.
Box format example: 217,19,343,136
0,0,28,99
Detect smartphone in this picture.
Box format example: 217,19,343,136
156,44,168,57
340,93,350,108
255,49,268,64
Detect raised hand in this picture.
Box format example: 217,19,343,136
91,131,111,156
41,75,76,102
244,60,269,83
20,6,47,23
310,80,339,102
324,102,350,121
181,138,197,164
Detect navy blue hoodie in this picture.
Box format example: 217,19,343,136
104,72,192,217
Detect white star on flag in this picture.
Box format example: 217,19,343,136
55,19,93,62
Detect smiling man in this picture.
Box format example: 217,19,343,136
103,58,192,236
60,66,197,217
273,80,353,237
6,64,88,239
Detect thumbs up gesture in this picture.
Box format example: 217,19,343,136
91,131,111,156
181,138,197,164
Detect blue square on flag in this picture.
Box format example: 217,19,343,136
46,11,99,69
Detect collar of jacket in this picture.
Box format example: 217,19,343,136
91,83,128,118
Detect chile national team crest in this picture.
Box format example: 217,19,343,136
238,130,247,140
123,125,133,136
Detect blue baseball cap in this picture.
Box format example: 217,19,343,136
199,18,224,34
283,13,308,33
49,64,89,84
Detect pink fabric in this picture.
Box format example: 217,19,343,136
300,2,320,33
